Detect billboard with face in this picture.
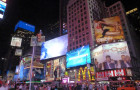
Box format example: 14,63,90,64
40,34,68,60
66,45,91,68
94,16,125,44
92,41,131,71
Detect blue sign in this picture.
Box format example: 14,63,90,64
14,21,35,32
66,45,91,68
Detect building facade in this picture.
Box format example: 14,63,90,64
59,0,69,35
5,21,35,72
67,0,105,51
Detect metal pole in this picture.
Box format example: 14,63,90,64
29,46,35,90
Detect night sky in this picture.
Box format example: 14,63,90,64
0,0,139,58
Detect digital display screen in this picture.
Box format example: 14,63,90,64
92,41,131,71
66,45,91,68
40,34,68,60
0,1,6,19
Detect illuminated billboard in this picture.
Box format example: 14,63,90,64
11,37,22,47
15,65,20,74
66,45,91,68
15,49,22,56
94,16,125,44
14,21,35,32
92,41,131,71
0,1,6,19
40,34,68,60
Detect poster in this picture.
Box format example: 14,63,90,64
94,16,125,44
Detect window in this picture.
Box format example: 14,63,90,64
79,39,81,43
85,21,87,24
83,38,85,41
76,41,78,44
73,42,75,45
76,36,78,39
82,28,84,31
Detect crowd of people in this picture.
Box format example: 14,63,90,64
0,81,97,90
0,80,139,90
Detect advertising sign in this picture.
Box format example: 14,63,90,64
94,16,125,44
15,65,20,74
33,68,44,80
30,36,37,46
14,21,35,32
40,34,68,60
66,45,91,68
53,59,59,78
15,49,22,56
46,61,52,78
11,37,22,47
59,57,66,77
0,1,6,19
92,41,131,71
96,69,126,81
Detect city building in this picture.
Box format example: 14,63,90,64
104,1,140,80
42,21,60,41
4,21,35,73
59,0,69,35
67,0,106,51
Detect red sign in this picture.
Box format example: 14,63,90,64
96,69,126,80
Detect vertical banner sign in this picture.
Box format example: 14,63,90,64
30,36,37,46
15,49,22,56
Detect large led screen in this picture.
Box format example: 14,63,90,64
92,41,131,71
0,1,6,19
66,45,91,68
40,34,68,60
11,37,22,47
94,16,125,44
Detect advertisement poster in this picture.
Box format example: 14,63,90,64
23,68,30,80
59,57,66,77
66,45,91,68
53,59,59,78
15,49,22,56
33,68,44,80
92,41,131,71
94,16,125,44
40,34,68,60
11,37,22,47
46,61,52,78
30,36,37,46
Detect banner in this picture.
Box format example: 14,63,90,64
96,69,126,81
94,16,125,44
30,36,37,46
11,37,22,47
92,41,131,71
15,49,22,56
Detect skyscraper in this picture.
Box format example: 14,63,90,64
59,0,69,35
42,21,60,41
6,21,35,72
67,0,105,51
105,1,138,58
